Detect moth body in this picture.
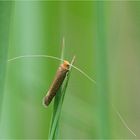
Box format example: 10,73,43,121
43,60,70,106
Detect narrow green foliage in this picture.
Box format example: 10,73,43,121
49,38,65,138
95,1,110,138
0,1,13,122
49,59,75,139
48,38,75,139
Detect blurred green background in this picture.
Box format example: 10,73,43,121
0,1,140,139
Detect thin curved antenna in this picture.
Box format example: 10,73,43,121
71,65,96,84
7,55,64,63
112,104,136,137
8,54,96,84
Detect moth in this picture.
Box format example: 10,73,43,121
43,60,70,106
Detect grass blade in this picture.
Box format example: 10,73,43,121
95,1,110,138
48,37,65,137
0,1,13,122
52,37,66,138
49,56,75,140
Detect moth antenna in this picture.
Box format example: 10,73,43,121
112,104,136,137
8,54,96,84
8,55,64,62
70,64,96,84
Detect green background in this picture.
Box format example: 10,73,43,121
0,1,140,139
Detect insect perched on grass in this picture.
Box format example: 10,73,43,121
7,54,136,137
43,60,70,106
8,54,96,106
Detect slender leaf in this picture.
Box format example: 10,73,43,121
95,1,110,138
0,1,13,122
49,55,75,139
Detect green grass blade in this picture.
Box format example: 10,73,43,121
52,56,75,139
48,37,65,138
0,1,13,122
95,1,110,138
49,56,75,140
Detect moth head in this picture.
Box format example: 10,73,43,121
61,60,70,70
